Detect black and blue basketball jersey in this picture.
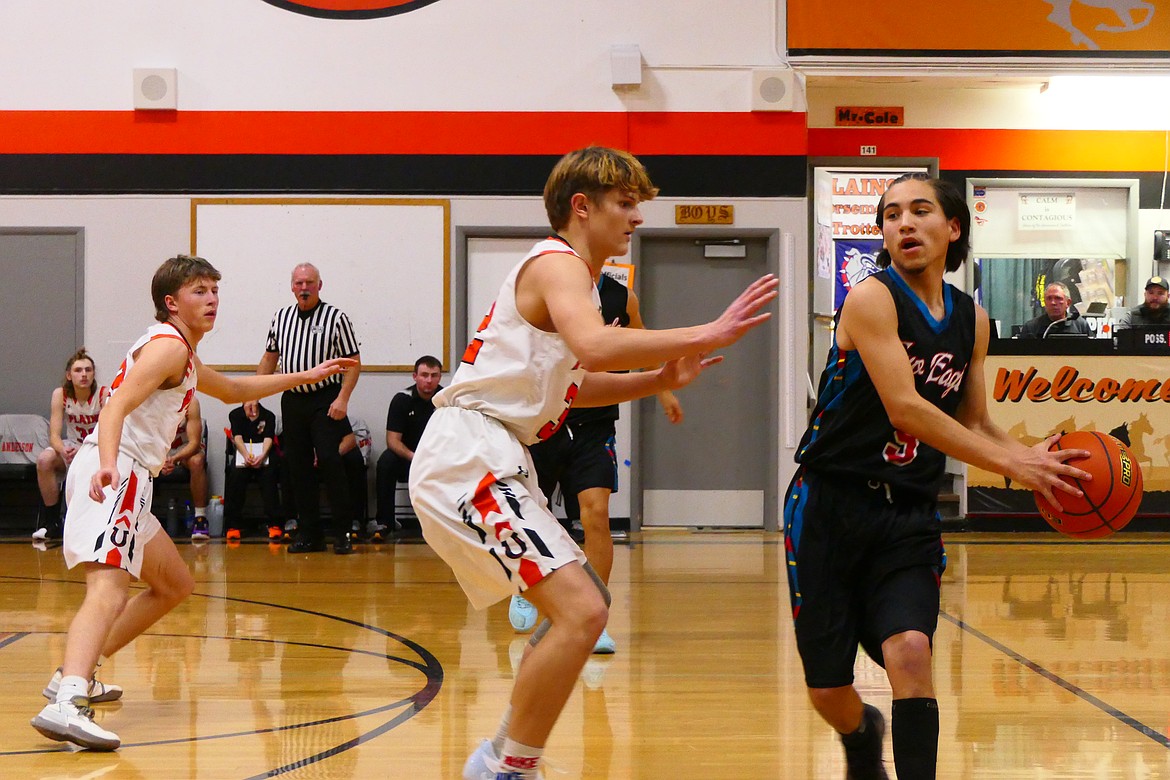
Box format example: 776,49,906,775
566,273,630,426
796,269,976,499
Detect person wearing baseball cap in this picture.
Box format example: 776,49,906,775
1119,276,1170,328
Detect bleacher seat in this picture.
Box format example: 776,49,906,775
0,414,50,533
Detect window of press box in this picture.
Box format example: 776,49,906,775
965,179,1140,337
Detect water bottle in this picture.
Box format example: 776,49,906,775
166,499,180,537
184,501,195,534
208,496,224,538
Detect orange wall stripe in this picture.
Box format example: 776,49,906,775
628,112,807,155
809,128,1169,172
0,111,806,157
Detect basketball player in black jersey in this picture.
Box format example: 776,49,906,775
784,174,1090,779
517,274,682,653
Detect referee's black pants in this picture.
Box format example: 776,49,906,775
280,384,352,542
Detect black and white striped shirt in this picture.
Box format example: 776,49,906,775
265,301,360,394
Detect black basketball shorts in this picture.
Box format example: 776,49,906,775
783,467,946,689
529,417,618,503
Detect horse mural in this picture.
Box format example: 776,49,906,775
1043,0,1155,50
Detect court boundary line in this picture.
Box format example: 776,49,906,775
0,579,444,776
940,610,1170,748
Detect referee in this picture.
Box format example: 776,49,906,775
257,262,362,554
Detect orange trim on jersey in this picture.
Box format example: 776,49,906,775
534,237,592,276
517,557,543,588
472,472,502,524
0,111,807,156
103,470,140,568
470,471,543,587
808,128,1168,172
462,338,485,365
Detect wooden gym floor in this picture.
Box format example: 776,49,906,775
1,530,1169,779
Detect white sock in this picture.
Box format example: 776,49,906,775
56,675,89,704
491,705,512,756
500,737,542,777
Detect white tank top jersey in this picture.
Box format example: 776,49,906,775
85,323,198,476
63,386,108,443
435,237,601,446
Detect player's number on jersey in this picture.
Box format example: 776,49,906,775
462,302,496,365
883,430,919,465
536,383,579,441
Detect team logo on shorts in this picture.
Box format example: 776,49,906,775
259,0,443,19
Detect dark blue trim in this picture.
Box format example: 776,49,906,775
886,267,952,333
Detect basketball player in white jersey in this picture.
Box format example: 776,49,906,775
409,146,778,780
33,348,109,540
30,255,355,751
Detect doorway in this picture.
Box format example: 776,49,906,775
634,235,776,528
0,229,84,414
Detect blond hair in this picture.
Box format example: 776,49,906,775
543,146,659,232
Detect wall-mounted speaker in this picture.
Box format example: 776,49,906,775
133,68,177,110
610,44,642,88
750,69,797,112
1155,230,1169,262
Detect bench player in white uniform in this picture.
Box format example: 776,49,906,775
409,146,778,780
30,255,355,752
33,348,109,540
158,395,210,539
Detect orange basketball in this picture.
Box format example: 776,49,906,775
1034,431,1143,539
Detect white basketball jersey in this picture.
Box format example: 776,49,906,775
167,417,191,455
436,237,600,446
87,323,198,475
63,386,108,444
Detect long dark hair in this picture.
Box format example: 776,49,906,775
875,173,971,273
61,348,96,402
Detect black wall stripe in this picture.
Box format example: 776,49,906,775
0,154,809,198
3,155,1166,205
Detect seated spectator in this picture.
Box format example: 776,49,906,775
157,396,209,539
224,399,282,540
1118,276,1170,328
375,356,442,539
1019,281,1091,338
34,348,108,540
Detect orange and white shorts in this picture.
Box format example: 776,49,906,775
63,443,163,579
409,407,585,611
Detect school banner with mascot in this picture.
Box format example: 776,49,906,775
968,354,1170,516
834,238,882,309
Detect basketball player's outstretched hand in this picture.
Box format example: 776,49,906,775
1012,433,1091,513
708,274,779,348
660,353,723,390
90,466,120,502
306,357,358,383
